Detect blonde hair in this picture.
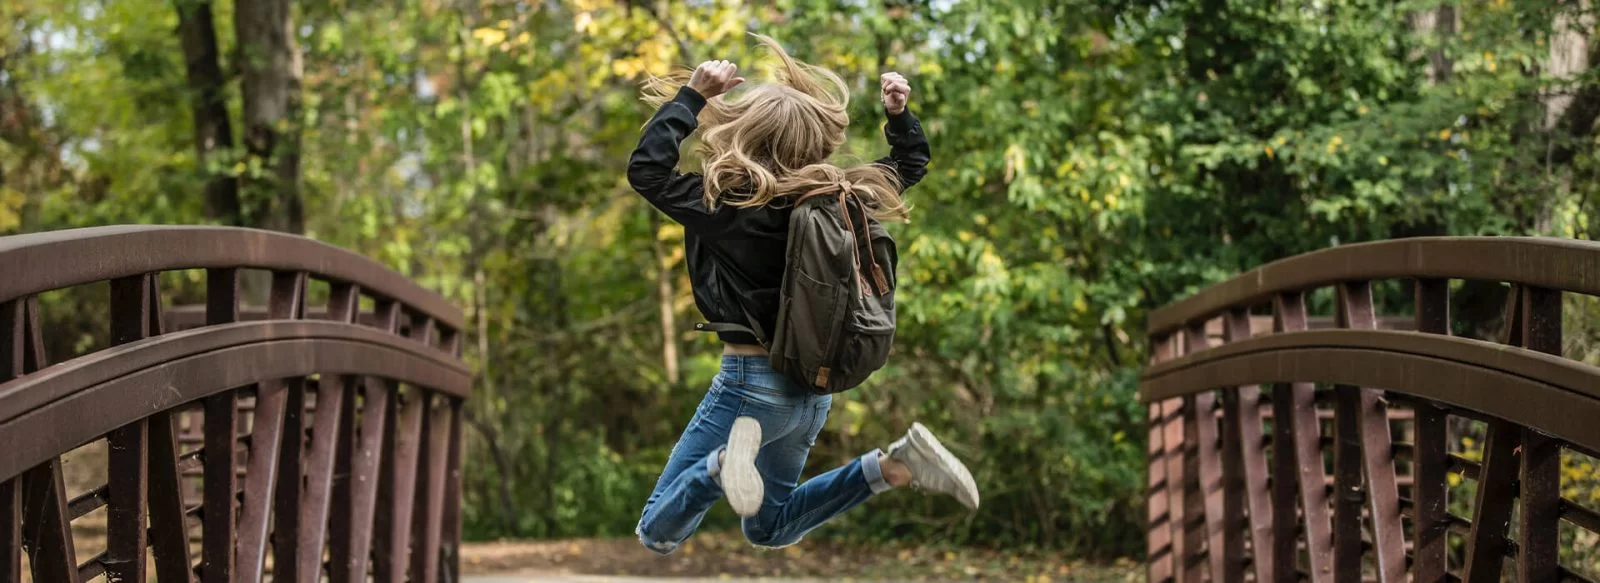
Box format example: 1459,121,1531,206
642,34,909,221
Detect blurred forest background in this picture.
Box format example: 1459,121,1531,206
6,0,1600,565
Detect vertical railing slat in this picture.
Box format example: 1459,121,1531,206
106,274,153,583
441,398,464,583
1182,323,1227,583
1411,278,1450,583
1334,282,1405,583
340,377,392,583
0,479,16,583
374,385,427,583
1,301,24,583
1517,286,1561,582
1273,291,1333,583
236,271,306,583
1221,309,1270,583
1147,334,1176,583
298,282,361,583
202,268,240,583
411,395,450,583
140,274,194,583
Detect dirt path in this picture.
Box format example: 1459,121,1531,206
459,532,1140,582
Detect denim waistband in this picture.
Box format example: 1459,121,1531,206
719,355,818,405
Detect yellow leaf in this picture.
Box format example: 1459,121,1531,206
472,27,506,46
1264,146,1275,160
957,231,974,243
1439,129,1453,140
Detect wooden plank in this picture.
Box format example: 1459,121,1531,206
1222,309,1271,583
327,376,360,583
1274,291,1333,583
235,270,306,583
1462,420,1519,583
106,274,153,583
1517,286,1561,582
1183,323,1227,583
338,378,392,583
1411,278,1450,583
0,302,22,583
411,396,450,583
374,387,427,583
147,411,195,583
298,375,349,582
441,399,464,583
21,460,78,583
1162,396,1187,580
0,479,19,583
1335,282,1405,583
1147,334,1176,583
201,268,241,583
297,283,361,582
272,376,307,582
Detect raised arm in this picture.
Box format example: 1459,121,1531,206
874,72,931,191
626,60,746,231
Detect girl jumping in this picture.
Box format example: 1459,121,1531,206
627,35,979,554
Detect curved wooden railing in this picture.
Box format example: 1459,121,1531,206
1143,237,1600,583
0,226,470,583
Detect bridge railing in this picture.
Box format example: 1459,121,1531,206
1143,237,1600,583
0,226,471,583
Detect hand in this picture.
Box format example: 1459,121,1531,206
881,72,910,115
687,60,745,99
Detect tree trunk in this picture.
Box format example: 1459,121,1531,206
233,0,304,234
174,0,242,226
652,213,681,385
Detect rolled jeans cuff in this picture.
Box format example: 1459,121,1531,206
707,445,725,480
860,449,893,494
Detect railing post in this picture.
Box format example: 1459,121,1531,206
1221,308,1271,583
1411,278,1450,583
1517,286,1561,582
1271,291,1332,583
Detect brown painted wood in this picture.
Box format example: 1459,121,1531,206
1411,278,1450,583
1,479,18,583
441,400,464,583
327,377,360,583
374,384,425,583
337,378,392,583
107,274,152,583
1147,334,1176,583
1222,309,1271,583
1274,291,1333,583
1462,420,1519,583
1162,395,1187,583
148,410,195,583
412,397,450,583
21,460,78,583
236,271,306,583
0,302,21,583
1183,323,1227,583
272,376,307,582
1335,282,1405,583
1518,286,1561,582
202,268,240,583
1180,393,1206,583
298,374,349,582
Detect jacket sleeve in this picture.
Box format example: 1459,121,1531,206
626,87,735,232
875,109,932,192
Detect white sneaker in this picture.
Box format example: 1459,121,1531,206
886,422,979,511
721,416,764,517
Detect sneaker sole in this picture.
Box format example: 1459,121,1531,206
723,417,764,517
908,422,980,511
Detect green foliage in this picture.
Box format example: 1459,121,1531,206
7,0,1600,563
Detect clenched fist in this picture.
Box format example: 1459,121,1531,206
687,60,746,99
881,72,910,115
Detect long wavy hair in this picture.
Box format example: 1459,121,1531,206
641,34,909,221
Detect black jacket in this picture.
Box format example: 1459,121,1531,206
626,87,932,346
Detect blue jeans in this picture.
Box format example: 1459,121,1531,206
636,355,893,554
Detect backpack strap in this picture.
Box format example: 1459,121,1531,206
693,305,769,348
